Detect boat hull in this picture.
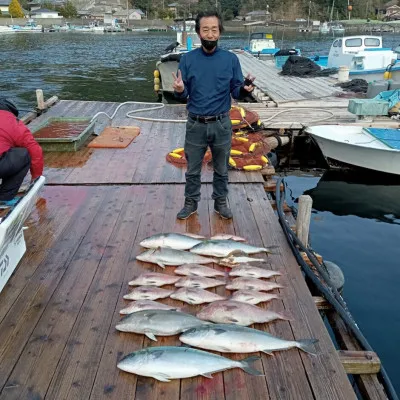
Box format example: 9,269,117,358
307,126,400,175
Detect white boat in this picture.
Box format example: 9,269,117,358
331,23,345,35
319,22,330,34
12,20,42,32
0,26,15,34
306,125,400,175
245,31,279,56
312,35,400,81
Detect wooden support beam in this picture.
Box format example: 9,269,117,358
260,165,275,177
36,89,45,110
313,296,332,310
296,195,312,247
21,95,59,125
338,350,381,375
328,313,388,399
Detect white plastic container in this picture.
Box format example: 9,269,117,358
338,66,350,82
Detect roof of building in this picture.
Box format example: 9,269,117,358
31,7,59,13
0,0,11,6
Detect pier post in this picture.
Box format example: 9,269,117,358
296,195,312,247
36,89,45,110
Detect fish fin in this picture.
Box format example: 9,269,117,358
239,356,263,376
297,339,319,355
262,350,275,356
144,332,158,341
217,346,232,352
265,245,280,255
227,317,239,323
157,263,165,269
201,373,213,379
227,250,247,257
277,311,293,321
213,328,228,335
153,373,171,382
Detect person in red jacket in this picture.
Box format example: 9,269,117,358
0,98,44,204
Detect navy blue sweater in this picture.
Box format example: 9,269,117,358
174,47,244,116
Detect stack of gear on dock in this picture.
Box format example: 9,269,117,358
166,106,271,171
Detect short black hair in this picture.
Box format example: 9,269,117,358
0,97,18,117
195,11,224,34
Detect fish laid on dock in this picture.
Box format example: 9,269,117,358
123,286,174,301
175,276,226,289
230,290,280,305
174,264,225,277
120,300,181,315
196,300,291,326
136,247,215,267
210,234,246,242
128,272,181,286
219,255,267,267
170,288,226,305
115,309,209,340
229,265,282,279
180,324,318,355
226,278,283,292
117,346,263,381
140,232,202,250
190,240,277,258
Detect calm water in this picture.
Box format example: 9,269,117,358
1,31,400,394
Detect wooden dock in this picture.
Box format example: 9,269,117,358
0,100,384,399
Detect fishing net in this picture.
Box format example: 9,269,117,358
229,106,262,131
166,148,212,167
335,79,368,93
228,153,269,170
281,56,338,77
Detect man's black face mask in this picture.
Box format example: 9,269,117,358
201,38,218,51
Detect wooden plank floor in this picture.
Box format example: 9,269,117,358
28,100,263,185
0,183,357,400
235,51,343,104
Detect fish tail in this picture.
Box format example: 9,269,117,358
263,245,280,255
297,339,319,355
239,356,264,376
277,310,293,321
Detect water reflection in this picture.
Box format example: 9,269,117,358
305,170,400,224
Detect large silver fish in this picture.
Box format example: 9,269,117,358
180,324,318,355
117,346,263,381
123,287,174,301
128,272,181,286
136,247,215,268
196,300,291,326
190,240,277,258
115,309,209,341
119,300,181,315
175,276,226,289
229,265,282,279
226,278,283,292
171,288,226,305
140,233,203,250
230,290,280,305
174,264,225,278
219,256,266,267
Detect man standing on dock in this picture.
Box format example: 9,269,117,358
173,10,255,220
0,98,43,205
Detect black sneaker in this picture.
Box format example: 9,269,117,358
177,198,198,220
214,198,233,220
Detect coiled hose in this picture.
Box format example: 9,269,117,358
275,177,399,400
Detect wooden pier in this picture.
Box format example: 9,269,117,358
0,100,388,399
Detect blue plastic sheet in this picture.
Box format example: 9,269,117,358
365,128,400,149
374,89,400,110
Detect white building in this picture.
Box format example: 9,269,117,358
0,0,11,15
30,8,62,18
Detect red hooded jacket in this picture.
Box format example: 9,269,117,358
0,110,43,179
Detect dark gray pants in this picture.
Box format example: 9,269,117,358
0,147,30,201
184,115,232,202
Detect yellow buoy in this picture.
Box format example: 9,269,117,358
384,71,392,80
235,130,246,136
154,70,160,78
235,137,249,142
243,165,262,171
257,120,262,126
230,149,243,155
239,107,245,118
231,119,241,125
261,156,269,164
168,152,182,159
154,84,160,91
172,147,184,153
249,143,257,152
154,77,160,84
229,157,237,167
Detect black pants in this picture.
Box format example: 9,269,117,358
0,148,30,201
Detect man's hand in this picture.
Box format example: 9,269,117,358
244,73,256,92
172,69,185,93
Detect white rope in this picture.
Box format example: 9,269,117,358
261,108,336,126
